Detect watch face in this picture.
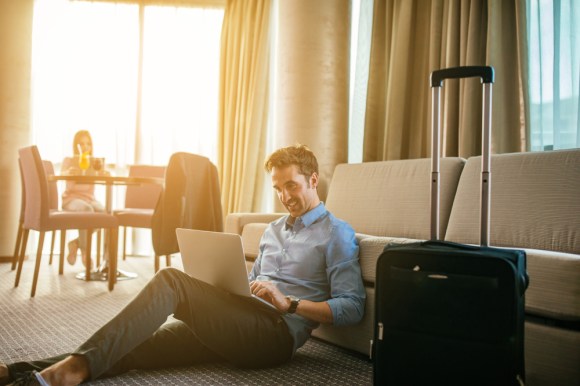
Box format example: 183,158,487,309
286,295,300,314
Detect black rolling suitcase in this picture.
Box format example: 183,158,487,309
372,66,529,386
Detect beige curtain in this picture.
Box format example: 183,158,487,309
217,0,271,216
73,0,226,7
364,0,527,161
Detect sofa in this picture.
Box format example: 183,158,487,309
225,149,580,386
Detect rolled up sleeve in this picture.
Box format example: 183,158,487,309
325,223,366,326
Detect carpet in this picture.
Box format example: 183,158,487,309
0,254,372,385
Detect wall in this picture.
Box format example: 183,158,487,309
275,0,350,204
0,0,34,260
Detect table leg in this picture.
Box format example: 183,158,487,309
75,183,138,283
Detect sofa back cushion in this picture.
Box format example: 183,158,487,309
325,158,465,239
445,149,580,254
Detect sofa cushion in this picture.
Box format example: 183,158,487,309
524,248,580,320
445,149,580,254
357,235,421,285
326,158,465,239
445,149,580,321
241,223,269,259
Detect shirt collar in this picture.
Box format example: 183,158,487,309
284,202,326,230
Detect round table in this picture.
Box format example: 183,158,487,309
49,173,164,282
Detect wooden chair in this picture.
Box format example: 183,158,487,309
12,159,61,270
15,145,119,296
114,165,165,263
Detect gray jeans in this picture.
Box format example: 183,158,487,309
7,268,293,381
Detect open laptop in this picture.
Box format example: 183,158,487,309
175,228,280,313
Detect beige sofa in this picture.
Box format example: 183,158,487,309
225,149,580,386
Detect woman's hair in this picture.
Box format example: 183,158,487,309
264,144,319,177
72,130,93,155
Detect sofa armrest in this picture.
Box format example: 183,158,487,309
225,213,286,235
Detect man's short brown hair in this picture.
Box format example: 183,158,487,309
264,144,319,178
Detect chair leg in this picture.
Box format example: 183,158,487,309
96,229,102,268
12,221,24,270
166,254,171,267
49,230,57,265
108,227,118,291
59,231,66,275
122,226,127,260
85,229,93,281
154,255,160,273
30,231,46,297
14,229,29,287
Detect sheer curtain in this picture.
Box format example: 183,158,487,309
528,0,580,151
31,0,224,255
140,6,223,165
348,0,374,164
31,0,139,166
31,0,224,169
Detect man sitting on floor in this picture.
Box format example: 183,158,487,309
0,144,365,386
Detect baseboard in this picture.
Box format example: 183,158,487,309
0,255,27,263
0,255,14,263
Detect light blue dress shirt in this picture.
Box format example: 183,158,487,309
249,202,366,353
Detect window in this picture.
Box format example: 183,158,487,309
528,0,580,151
348,0,373,163
31,0,224,167
31,0,224,255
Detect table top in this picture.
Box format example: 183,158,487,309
48,173,164,186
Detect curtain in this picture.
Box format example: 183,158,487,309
217,0,271,216
527,0,580,151
363,0,527,161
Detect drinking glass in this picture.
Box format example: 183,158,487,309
78,152,90,175
92,157,104,175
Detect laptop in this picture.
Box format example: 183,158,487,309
175,228,280,313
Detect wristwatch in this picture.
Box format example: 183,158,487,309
286,295,301,314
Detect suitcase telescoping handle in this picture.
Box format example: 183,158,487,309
430,66,495,246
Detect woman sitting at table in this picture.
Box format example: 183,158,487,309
61,130,105,267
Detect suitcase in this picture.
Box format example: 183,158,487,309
372,66,529,385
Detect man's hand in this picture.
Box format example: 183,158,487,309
249,280,289,312
249,279,334,324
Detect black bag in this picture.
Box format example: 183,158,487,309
372,66,529,385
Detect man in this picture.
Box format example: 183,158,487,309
0,144,365,386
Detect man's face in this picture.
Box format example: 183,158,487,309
271,164,320,218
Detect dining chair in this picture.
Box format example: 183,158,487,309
151,152,223,273
113,165,165,261
12,159,61,270
15,145,120,297
11,160,27,271
44,160,62,265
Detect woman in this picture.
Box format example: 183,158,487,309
61,130,105,267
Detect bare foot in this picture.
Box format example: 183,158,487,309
40,355,90,386
0,363,10,385
67,239,79,265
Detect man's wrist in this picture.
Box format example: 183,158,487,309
285,295,300,314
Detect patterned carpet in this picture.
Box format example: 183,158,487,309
0,254,372,385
